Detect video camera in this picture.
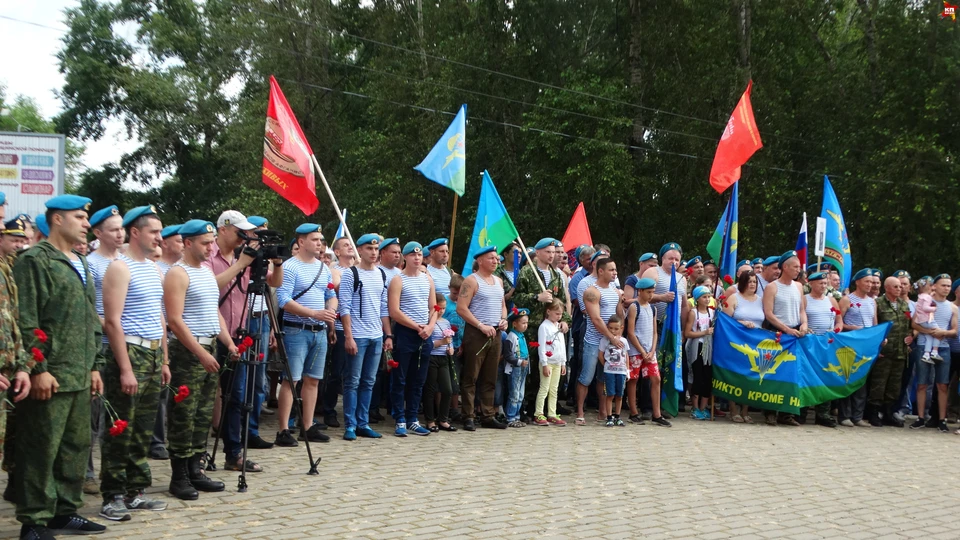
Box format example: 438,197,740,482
238,229,290,286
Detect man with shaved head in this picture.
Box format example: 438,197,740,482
871,276,912,427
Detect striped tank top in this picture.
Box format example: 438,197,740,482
87,251,116,316
119,255,164,340
584,282,620,346
71,258,88,287
934,299,954,349
176,262,221,337
732,294,765,328
843,293,875,329
628,303,655,355
398,272,432,325
427,265,451,297
430,318,453,356
653,266,686,322
805,294,835,334
469,273,504,327
772,281,802,328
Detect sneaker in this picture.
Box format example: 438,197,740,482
260,406,275,416
605,418,614,427
641,411,652,421
533,415,549,426
910,419,926,429
395,423,408,437
99,495,132,521
147,446,169,460
701,409,712,420
854,419,872,428
82,477,100,495
356,426,382,438
713,409,726,417
546,417,567,426
275,429,298,447
343,428,357,441
507,420,525,428
839,419,855,427
628,414,645,425
19,525,55,540
651,416,672,427
892,411,905,423
299,423,331,443
614,417,626,427
48,514,108,534
408,422,431,436
939,420,949,433
245,434,274,449
323,414,340,428
124,490,167,511
689,408,701,419
556,405,572,415
921,353,933,364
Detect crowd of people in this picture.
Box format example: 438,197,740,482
0,195,956,540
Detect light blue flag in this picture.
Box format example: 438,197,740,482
719,182,739,282
414,105,466,196
657,267,684,416
820,176,853,289
462,171,519,275
334,208,347,240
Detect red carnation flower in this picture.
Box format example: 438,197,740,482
546,341,553,345
108,419,128,437
451,325,459,333
546,351,554,357
326,282,335,290
387,359,399,370
32,329,48,344
258,353,265,360
828,337,835,344
433,305,442,312
242,336,254,347
511,307,519,315
722,302,728,308
178,385,189,397
834,327,841,333
718,294,726,301
723,275,734,285
237,344,248,354
528,341,540,348
31,347,44,363
856,303,862,308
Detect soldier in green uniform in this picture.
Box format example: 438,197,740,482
0,217,29,266
871,275,912,428
13,194,107,540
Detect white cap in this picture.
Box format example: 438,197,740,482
217,210,255,231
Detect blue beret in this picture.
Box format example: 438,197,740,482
356,233,380,247
0,192,5,205
808,272,826,282
635,277,656,290
687,255,703,266
659,242,682,258
590,250,609,263
2,218,26,237
777,251,798,268
892,270,910,279
737,259,750,268
89,205,120,227
952,279,960,294
422,247,431,258
426,238,448,250
692,286,711,301
473,245,497,259
934,273,952,284
402,242,423,256
379,237,399,251
122,205,158,228
638,252,657,263
762,256,779,267
295,223,322,235
161,225,181,239
703,259,716,267
751,258,764,265
534,238,558,250
871,269,883,278
573,244,589,260
852,268,871,282
507,307,530,322
247,216,268,228
35,215,48,237
46,194,92,212
179,219,216,239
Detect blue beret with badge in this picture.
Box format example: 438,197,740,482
534,238,558,250
892,270,910,279
356,233,380,247
590,250,609,263
35,215,48,237
737,259,750,268
507,307,530,323
247,216,268,228
659,242,682,258
852,268,871,282
89,205,120,228
703,259,716,267
402,241,423,256
473,245,497,259
871,269,883,279
161,225,182,239
635,277,656,290
762,255,779,267
122,205,158,228
46,194,92,212
426,238,448,251
808,272,826,282
777,250,797,268
295,223,322,236
638,252,657,263
178,219,216,239
687,255,703,266
379,237,399,251
751,257,763,265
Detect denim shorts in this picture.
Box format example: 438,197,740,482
282,325,328,382
603,372,626,397
577,341,601,386
916,346,951,386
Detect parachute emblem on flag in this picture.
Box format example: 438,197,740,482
478,216,489,247
731,339,796,384
729,222,738,254
444,133,465,169
822,347,872,383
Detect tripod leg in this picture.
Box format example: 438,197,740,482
207,341,240,471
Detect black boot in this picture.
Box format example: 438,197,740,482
188,454,224,492
168,458,199,500
883,404,904,427
867,404,883,427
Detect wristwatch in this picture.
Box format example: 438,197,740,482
385,334,394,340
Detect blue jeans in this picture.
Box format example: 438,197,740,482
505,364,529,422
282,325,328,382
219,318,269,459
322,329,347,417
578,341,601,386
916,346,952,386
342,337,383,430
391,325,430,425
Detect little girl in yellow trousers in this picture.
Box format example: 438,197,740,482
533,300,567,426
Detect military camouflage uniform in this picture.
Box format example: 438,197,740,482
872,295,912,408
100,343,163,499
13,241,102,526
0,257,27,467
167,338,217,460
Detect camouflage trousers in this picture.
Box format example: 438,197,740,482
100,342,163,500
14,390,90,526
167,338,217,460
868,354,906,407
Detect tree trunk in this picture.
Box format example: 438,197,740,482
736,0,752,84
856,0,881,99
627,0,644,166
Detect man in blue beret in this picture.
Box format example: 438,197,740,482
162,220,236,500
803,271,841,427
761,250,807,426
324,235,357,428
370,238,402,423
425,238,452,297
909,274,958,432
836,268,878,428
756,256,781,300
206,211,283,466
14,194,109,536
32,215,48,244
155,225,183,277
751,258,764,275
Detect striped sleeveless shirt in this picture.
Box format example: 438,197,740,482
119,255,164,340
427,264,451,297
805,294,835,334
933,299,955,349
398,272,432,326
176,261,221,337
653,266,686,322
843,293,875,328
87,251,116,316
628,303,655,355
584,281,620,345
732,294,765,328
772,281,802,328
469,273,504,327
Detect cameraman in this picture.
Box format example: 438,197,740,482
204,211,283,472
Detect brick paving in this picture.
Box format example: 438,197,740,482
1,415,958,539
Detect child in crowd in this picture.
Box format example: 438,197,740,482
423,293,457,433
503,308,531,427
598,315,629,427
684,286,715,420
444,274,465,419
913,276,942,363
533,299,567,426
625,277,671,427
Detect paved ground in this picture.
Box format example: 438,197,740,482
0,414,958,539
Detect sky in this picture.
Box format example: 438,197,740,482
0,1,140,171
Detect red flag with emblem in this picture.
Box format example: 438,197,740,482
709,81,763,193
262,75,319,215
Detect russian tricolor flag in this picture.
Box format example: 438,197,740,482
795,212,808,268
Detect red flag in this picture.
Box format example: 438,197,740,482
709,81,763,193
561,202,593,252
262,75,319,215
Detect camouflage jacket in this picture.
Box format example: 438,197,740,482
513,264,571,331
876,295,911,358
0,260,26,377
14,241,103,392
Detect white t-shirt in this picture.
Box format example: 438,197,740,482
599,336,630,375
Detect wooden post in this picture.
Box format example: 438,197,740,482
448,193,458,269
310,155,355,251
514,236,547,292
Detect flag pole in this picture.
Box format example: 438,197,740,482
310,154,356,250
514,236,547,292
448,194,458,269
